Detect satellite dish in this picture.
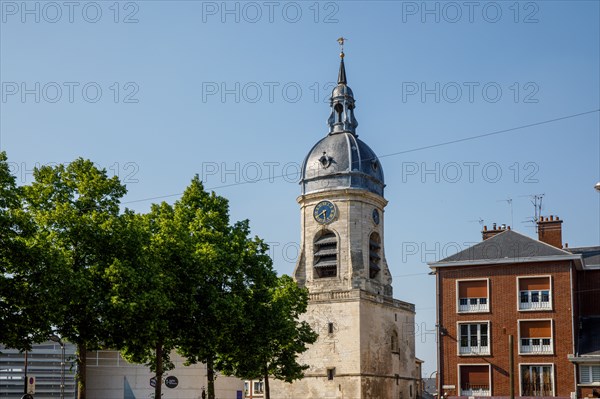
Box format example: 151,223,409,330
595,182,600,192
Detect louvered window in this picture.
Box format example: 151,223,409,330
369,232,381,278
314,231,337,278
580,365,600,384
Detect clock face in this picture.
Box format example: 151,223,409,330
372,209,380,225
314,201,337,224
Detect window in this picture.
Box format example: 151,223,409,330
519,277,551,310
457,280,489,312
459,323,490,355
314,231,337,278
521,365,553,396
519,320,552,354
369,232,381,278
459,365,491,396
328,322,334,334
580,365,600,384
253,380,264,394
327,368,335,380
391,330,399,352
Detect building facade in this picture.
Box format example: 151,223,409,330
270,51,417,399
86,350,244,399
429,217,600,399
0,341,77,399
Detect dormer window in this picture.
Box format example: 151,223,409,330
314,231,337,278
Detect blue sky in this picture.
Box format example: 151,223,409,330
1,0,599,376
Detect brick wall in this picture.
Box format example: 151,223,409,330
438,261,575,398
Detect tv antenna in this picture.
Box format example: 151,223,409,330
519,193,544,231
497,198,513,228
468,217,484,228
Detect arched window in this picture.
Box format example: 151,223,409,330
391,330,399,352
314,230,337,278
334,103,343,123
369,232,381,278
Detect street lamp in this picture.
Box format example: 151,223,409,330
49,334,65,399
595,182,600,192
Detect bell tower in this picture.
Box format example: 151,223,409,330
271,42,418,399
294,42,392,298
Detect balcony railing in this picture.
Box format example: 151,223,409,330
458,298,488,312
461,386,491,396
519,300,551,310
459,345,490,355
520,338,552,354
519,290,551,310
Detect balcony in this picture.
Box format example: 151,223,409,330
520,338,552,354
458,297,488,313
519,290,551,310
459,345,490,355
461,386,491,396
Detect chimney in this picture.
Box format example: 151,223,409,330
537,215,563,248
482,223,509,241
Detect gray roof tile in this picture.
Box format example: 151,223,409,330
432,230,572,265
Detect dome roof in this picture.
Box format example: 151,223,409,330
300,132,385,196
299,51,384,197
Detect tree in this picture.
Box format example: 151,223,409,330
108,176,239,399
218,274,318,399
106,202,185,399
22,159,127,399
0,151,55,350
178,218,278,399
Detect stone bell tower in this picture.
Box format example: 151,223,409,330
270,42,417,399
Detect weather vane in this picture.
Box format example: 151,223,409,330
337,37,348,58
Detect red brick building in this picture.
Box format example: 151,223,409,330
429,217,600,398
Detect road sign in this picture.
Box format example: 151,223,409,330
165,376,178,388
27,376,35,394
150,377,157,388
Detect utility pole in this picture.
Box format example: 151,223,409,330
23,350,28,394
509,335,514,399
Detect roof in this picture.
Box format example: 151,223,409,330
578,317,600,356
429,229,580,268
567,246,600,268
300,132,385,197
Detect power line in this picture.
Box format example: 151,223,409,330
122,109,599,205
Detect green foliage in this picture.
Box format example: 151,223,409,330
1,154,316,399
21,158,127,398
0,151,50,350
217,273,318,390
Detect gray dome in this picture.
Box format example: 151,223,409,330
300,132,385,196
332,83,353,98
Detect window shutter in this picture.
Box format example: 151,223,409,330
520,320,551,338
519,277,550,291
581,366,591,383
459,280,487,297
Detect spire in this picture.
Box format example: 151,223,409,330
337,37,348,84
338,56,347,85
328,37,358,135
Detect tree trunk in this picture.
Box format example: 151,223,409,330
264,368,270,399
155,341,163,399
207,356,215,399
77,343,86,399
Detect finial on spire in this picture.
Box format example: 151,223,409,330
337,37,347,58
336,37,348,85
